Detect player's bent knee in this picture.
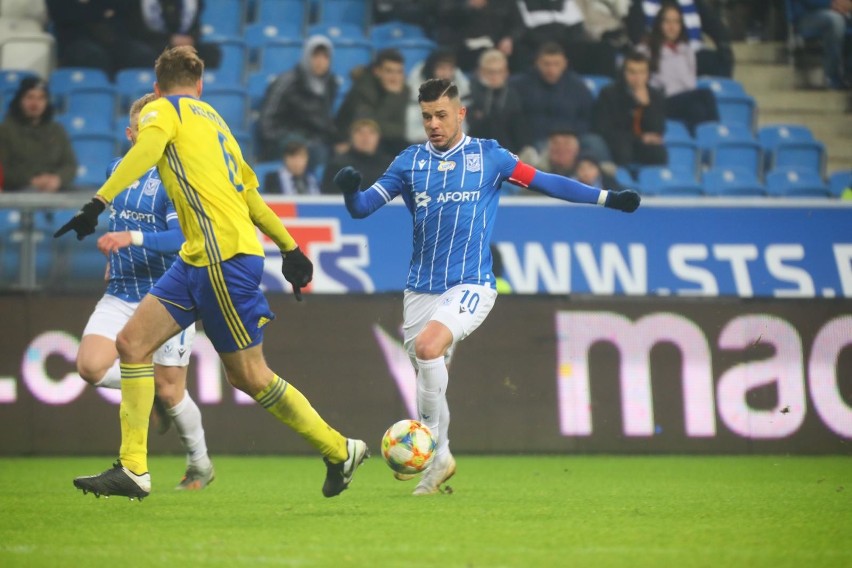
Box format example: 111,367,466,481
413,337,445,361
76,362,103,385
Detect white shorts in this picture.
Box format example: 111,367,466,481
402,284,497,361
82,294,195,367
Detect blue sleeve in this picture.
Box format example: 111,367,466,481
527,170,604,205
345,153,406,219
142,215,184,253
488,140,520,179
106,158,122,181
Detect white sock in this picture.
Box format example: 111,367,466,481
93,361,122,389
166,393,211,469
415,357,449,454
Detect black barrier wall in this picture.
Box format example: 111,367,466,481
0,294,849,455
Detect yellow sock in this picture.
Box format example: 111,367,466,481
254,375,347,462
119,363,155,475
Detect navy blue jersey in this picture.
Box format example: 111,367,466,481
350,136,520,293
105,158,181,302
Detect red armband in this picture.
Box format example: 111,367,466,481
508,161,536,188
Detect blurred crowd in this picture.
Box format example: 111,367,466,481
0,0,849,196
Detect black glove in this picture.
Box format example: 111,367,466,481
281,247,313,301
333,166,362,195
53,198,106,240
604,190,641,213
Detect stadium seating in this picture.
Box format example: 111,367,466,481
758,124,824,175
64,87,117,131
614,167,635,188
258,38,302,75
696,76,747,97
0,0,47,20
714,93,756,130
49,67,111,110
582,75,612,99
330,40,373,77
695,122,759,172
56,113,111,138
255,0,307,31
247,70,277,110
206,37,248,83
383,37,436,74
200,0,244,37
702,167,766,197
316,0,369,28
370,21,426,48
307,23,366,42
204,86,249,130
765,169,830,197
244,22,302,64
828,170,851,198
114,68,156,111
71,133,117,188
637,166,703,196
665,140,700,177
664,120,692,143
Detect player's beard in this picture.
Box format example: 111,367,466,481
433,125,461,152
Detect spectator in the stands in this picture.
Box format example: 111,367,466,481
789,0,851,89
257,35,338,165
322,119,391,194
47,0,152,78
512,42,610,162
642,1,718,133
127,0,221,70
405,49,472,143
335,49,410,156
262,139,321,195
0,77,77,193
574,153,625,190
434,0,525,73
535,129,582,177
627,0,734,77
513,0,618,77
467,49,533,154
593,51,667,167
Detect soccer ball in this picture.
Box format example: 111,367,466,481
381,419,436,475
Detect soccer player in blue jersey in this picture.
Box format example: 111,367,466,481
76,93,214,490
55,46,368,500
335,78,640,495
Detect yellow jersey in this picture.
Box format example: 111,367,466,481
137,95,261,266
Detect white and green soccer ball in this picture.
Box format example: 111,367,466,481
381,419,436,475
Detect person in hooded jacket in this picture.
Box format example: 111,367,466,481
257,35,338,165
0,77,77,192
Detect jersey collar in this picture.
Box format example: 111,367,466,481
425,134,469,159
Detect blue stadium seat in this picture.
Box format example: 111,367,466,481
1,68,36,93
247,70,277,110
200,0,244,37
702,167,766,197
370,21,426,48
771,140,825,175
758,124,814,147
49,67,111,110
56,113,113,137
232,129,253,162
206,36,247,82
244,22,302,63
65,87,117,131
115,68,156,112
614,167,635,188
316,0,368,28
259,38,302,75
71,133,117,188
713,141,762,176
115,121,130,154
765,169,830,197
637,166,703,196
581,74,612,99
384,38,436,75
828,170,851,198
664,120,692,143
255,0,306,28
331,40,373,77
307,23,366,42
253,160,280,192
695,122,755,165
204,86,249,130
334,73,351,114
666,140,700,176
696,76,747,97
715,94,756,129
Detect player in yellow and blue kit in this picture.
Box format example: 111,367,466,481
56,46,368,500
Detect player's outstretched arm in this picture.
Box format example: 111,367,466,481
335,166,387,219
243,187,312,300
512,162,640,213
54,128,171,240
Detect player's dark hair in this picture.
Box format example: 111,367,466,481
374,48,404,67
536,41,565,59
283,140,308,156
417,78,458,103
155,45,205,91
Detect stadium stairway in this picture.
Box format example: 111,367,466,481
732,41,852,175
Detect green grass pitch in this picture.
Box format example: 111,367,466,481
0,455,849,567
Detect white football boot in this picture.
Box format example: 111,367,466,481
412,451,456,496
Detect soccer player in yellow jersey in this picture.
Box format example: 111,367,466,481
55,46,368,500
